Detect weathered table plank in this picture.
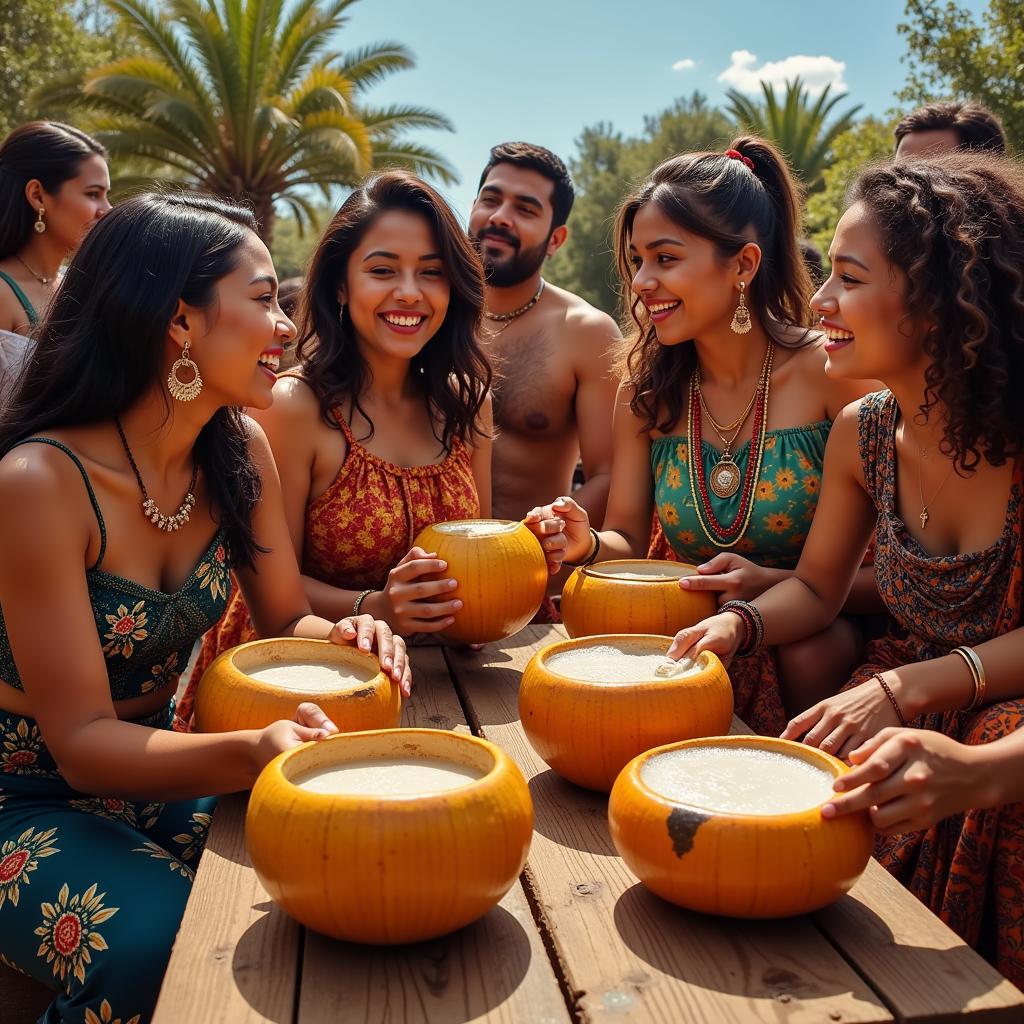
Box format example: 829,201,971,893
446,626,892,1023
296,645,571,1024
815,859,1024,1023
152,790,300,1024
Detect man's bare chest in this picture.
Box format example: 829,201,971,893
488,329,576,438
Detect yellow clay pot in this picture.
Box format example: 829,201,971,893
560,559,716,638
246,728,533,943
194,637,400,733
608,735,874,918
412,519,548,644
519,634,733,791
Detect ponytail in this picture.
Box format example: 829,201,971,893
615,134,812,432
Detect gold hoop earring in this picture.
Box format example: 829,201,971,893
34,207,46,234
731,281,752,335
167,340,203,402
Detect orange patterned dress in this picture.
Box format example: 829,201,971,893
177,408,479,725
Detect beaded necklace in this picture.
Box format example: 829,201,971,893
686,343,774,548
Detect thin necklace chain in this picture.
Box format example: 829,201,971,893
484,278,545,322
915,443,956,530
694,344,770,450
13,254,51,285
115,419,199,533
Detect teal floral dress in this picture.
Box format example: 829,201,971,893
649,422,832,734
0,438,231,1024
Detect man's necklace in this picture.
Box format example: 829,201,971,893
483,279,545,337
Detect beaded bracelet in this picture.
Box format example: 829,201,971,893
872,672,907,727
951,645,986,711
352,588,375,616
564,527,601,568
719,600,756,656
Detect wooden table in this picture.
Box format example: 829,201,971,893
153,625,1024,1023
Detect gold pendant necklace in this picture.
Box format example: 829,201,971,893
916,445,955,530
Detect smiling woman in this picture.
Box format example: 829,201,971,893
182,171,551,718
0,191,404,1021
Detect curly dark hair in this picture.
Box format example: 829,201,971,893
297,170,491,450
850,154,1024,472
615,136,814,433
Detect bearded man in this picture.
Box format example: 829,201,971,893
469,142,621,529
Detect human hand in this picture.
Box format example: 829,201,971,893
822,728,993,835
329,613,412,697
667,611,747,665
524,496,588,573
256,701,338,769
678,552,772,604
369,547,462,637
781,676,903,761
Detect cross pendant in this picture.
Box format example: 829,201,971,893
920,508,930,529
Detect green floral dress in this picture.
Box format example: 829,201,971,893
649,421,832,733
0,438,231,1024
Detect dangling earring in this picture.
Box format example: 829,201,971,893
167,339,204,402
34,207,46,234
730,281,752,335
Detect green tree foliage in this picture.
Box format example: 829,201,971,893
725,78,862,191
0,1,134,136
36,0,455,244
899,0,1022,149
546,93,733,315
804,117,897,254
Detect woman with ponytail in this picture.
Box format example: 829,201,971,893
0,121,110,334
531,137,879,732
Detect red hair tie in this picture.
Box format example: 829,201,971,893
725,149,755,172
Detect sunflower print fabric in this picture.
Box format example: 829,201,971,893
843,391,1024,987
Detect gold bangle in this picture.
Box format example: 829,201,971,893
352,589,375,616
952,645,986,711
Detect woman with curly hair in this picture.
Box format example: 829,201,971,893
529,137,876,731
181,171,568,720
670,153,1024,984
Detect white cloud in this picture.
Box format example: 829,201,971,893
672,58,697,72
717,49,847,96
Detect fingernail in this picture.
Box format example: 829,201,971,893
821,803,836,818
360,639,370,650
453,600,463,609
438,560,446,569
446,617,455,624
344,623,356,632
680,579,690,588
833,779,845,792
383,656,393,669
448,579,458,588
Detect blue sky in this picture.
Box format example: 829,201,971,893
343,0,988,220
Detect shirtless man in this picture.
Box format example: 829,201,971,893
468,142,621,526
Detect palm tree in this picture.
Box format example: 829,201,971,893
725,78,862,191
35,0,455,245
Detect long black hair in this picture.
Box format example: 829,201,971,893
616,135,813,432
0,191,266,568
298,170,490,449
0,121,107,259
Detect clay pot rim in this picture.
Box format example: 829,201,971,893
624,734,849,823
536,633,715,687
225,637,386,697
580,558,700,583
266,728,511,806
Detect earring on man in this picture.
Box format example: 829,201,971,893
34,207,46,234
167,339,204,402
730,280,752,335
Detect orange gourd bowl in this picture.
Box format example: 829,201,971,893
608,735,874,918
246,729,534,943
413,519,548,645
560,559,716,638
519,634,734,792
193,637,400,733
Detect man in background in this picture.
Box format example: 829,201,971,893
468,142,621,531
894,100,1006,158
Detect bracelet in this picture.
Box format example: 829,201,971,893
719,600,756,656
352,589,375,616
873,672,907,727
564,527,601,568
951,645,986,711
